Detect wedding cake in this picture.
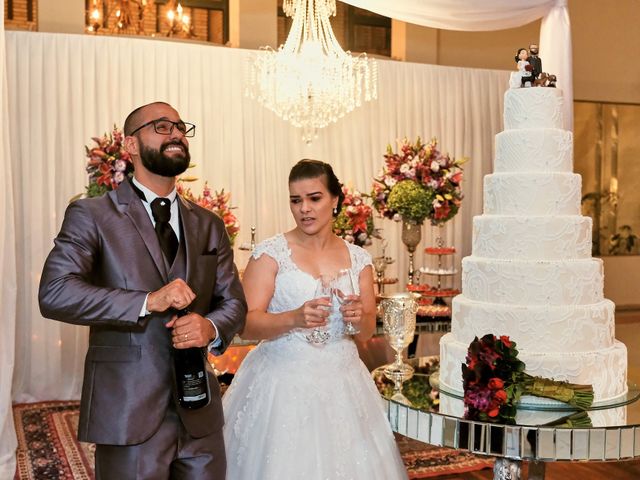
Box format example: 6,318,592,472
439,86,628,406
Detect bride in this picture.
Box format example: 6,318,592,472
223,159,408,479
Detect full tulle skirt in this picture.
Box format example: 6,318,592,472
222,336,408,480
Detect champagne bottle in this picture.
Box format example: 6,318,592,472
173,310,210,410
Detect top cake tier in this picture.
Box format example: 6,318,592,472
504,88,564,130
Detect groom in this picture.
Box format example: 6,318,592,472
39,101,246,479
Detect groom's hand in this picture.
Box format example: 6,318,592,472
167,312,216,349
147,279,196,313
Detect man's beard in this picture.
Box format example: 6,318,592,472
530,48,538,56
139,140,190,177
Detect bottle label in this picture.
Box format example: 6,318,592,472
181,370,207,402
183,393,207,401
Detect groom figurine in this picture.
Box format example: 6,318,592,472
528,43,543,80
39,101,246,479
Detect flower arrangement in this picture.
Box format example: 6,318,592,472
333,187,377,247
372,137,465,225
84,126,134,198
81,126,240,245
462,334,594,425
177,182,240,246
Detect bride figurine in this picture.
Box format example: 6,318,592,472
510,47,534,88
223,159,408,479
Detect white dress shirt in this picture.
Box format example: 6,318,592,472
132,177,221,349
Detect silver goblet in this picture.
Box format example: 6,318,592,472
379,292,419,405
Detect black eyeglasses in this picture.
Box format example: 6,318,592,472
130,118,196,137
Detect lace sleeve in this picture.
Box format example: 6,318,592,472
349,243,373,277
251,234,289,266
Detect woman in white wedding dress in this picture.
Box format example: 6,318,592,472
223,160,407,479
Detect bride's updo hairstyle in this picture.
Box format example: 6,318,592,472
289,159,345,217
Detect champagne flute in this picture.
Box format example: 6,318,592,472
306,274,332,344
334,268,359,335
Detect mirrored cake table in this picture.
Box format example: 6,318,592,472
377,357,640,480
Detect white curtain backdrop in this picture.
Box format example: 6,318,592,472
0,31,510,469
0,0,18,476
342,0,573,130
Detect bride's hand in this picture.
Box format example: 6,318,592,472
295,298,331,329
339,295,363,327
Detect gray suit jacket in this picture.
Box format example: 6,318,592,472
39,180,247,445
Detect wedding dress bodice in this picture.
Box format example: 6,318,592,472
252,233,372,351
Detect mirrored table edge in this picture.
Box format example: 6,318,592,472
384,391,640,462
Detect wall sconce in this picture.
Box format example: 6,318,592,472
166,1,195,38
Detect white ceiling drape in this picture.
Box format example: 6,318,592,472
341,0,573,130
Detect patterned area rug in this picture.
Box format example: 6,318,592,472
13,401,94,480
395,434,494,479
13,401,493,479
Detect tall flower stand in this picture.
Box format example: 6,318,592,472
401,220,422,285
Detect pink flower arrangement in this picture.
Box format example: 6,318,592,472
333,187,377,247
177,182,240,246
371,137,466,225
84,126,134,197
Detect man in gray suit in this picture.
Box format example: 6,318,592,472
39,101,247,479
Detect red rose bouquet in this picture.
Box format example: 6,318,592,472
462,334,594,424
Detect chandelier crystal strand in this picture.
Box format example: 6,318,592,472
246,0,377,143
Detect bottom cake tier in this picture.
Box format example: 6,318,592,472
439,333,628,406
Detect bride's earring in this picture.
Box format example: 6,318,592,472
333,207,338,215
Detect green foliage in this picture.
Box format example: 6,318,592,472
85,182,109,198
387,180,433,224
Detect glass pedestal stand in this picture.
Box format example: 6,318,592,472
401,220,422,285
418,242,458,320
373,256,396,295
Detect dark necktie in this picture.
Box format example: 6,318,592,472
150,197,179,265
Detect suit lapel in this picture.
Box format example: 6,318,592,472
178,195,199,284
114,181,169,281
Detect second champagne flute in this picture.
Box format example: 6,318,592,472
334,268,359,335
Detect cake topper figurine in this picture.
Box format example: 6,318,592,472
528,43,542,79
534,72,557,88
510,47,534,88
509,44,557,89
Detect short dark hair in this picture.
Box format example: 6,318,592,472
289,159,345,216
123,101,172,136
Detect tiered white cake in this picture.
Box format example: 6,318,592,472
439,87,628,406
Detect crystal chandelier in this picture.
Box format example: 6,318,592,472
246,0,378,143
